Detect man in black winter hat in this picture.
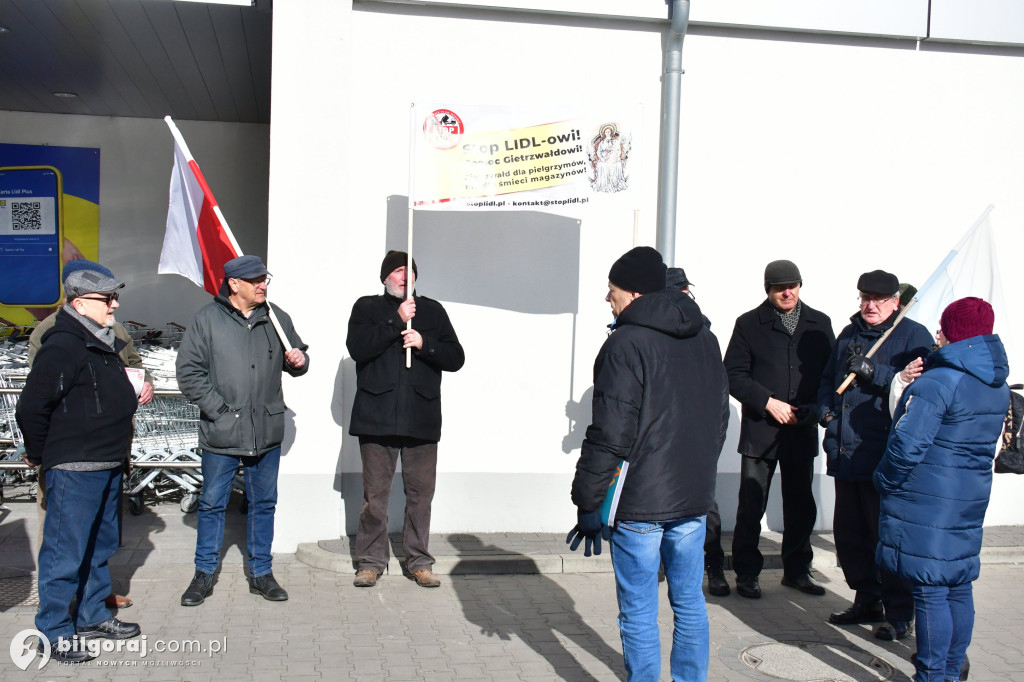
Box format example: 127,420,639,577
723,260,834,599
817,269,932,640
569,247,728,680
347,251,464,589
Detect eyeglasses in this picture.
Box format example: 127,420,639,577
78,292,119,305
239,274,272,287
858,294,896,306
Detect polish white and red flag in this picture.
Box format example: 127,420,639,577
159,117,239,295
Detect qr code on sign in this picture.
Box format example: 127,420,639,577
12,201,43,231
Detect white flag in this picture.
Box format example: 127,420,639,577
907,205,1013,362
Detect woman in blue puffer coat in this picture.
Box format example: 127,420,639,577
875,297,1009,682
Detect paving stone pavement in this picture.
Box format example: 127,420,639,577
1,486,1023,680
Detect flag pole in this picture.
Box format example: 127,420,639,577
164,116,293,353
406,208,414,369
835,206,993,395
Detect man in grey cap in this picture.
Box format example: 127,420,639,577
817,269,931,639
723,260,835,599
176,255,309,606
17,260,142,662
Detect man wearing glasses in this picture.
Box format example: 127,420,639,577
177,255,308,606
817,270,931,641
17,260,142,662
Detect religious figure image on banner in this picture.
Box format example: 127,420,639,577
587,124,630,193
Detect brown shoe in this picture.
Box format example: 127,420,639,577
413,569,441,588
353,569,380,588
104,593,133,609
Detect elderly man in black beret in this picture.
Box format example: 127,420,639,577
817,269,932,640
347,250,465,589
724,260,835,600
177,255,309,607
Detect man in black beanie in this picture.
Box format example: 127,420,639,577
569,246,728,680
817,269,932,640
347,250,464,589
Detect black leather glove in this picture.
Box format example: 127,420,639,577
566,509,606,556
847,354,875,384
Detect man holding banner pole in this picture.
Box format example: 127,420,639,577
347,250,465,589
817,270,932,640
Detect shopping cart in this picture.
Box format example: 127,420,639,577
127,394,204,513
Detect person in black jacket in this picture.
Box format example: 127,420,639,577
16,261,141,663
347,251,465,589
723,260,835,600
569,247,728,681
817,269,932,641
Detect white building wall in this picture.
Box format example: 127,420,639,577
262,1,1024,550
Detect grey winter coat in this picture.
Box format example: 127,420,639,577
176,294,308,456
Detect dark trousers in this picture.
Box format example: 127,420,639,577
356,436,438,574
833,478,914,621
732,453,817,579
704,500,724,569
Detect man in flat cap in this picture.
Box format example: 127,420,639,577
347,250,464,589
177,255,309,606
569,247,728,680
724,260,835,600
666,267,729,598
817,269,931,640
17,260,141,662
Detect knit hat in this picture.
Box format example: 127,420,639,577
224,255,268,280
857,270,899,296
763,260,802,292
608,246,666,294
62,259,124,298
380,250,418,282
940,297,994,343
665,267,692,291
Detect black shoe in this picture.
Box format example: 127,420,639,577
706,566,730,597
874,618,914,641
911,652,970,680
40,639,96,664
181,570,214,607
781,574,826,596
829,601,885,625
735,575,761,599
250,572,288,601
77,617,141,640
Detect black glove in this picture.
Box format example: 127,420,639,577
847,354,875,384
566,509,606,556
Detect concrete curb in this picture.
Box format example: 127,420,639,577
297,538,1022,576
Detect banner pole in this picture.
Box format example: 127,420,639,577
406,208,414,369
164,116,292,352
632,209,639,247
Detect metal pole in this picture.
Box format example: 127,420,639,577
656,0,690,266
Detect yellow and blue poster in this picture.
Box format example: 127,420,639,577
0,143,99,334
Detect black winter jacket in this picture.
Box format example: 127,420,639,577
571,290,729,521
17,309,138,472
347,292,465,442
724,300,835,460
816,310,932,480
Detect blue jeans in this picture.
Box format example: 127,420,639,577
36,468,121,644
195,448,280,577
912,582,973,682
610,516,709,682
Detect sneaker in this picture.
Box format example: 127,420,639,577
249,573,288,601
707,566,730,597
353,569,380,588
412,568,441,588
180,570,214,607
40,638,95,664
77,616,141,640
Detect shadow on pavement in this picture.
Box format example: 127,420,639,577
450,534,624,682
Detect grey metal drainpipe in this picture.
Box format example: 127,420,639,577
656,0,690,266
